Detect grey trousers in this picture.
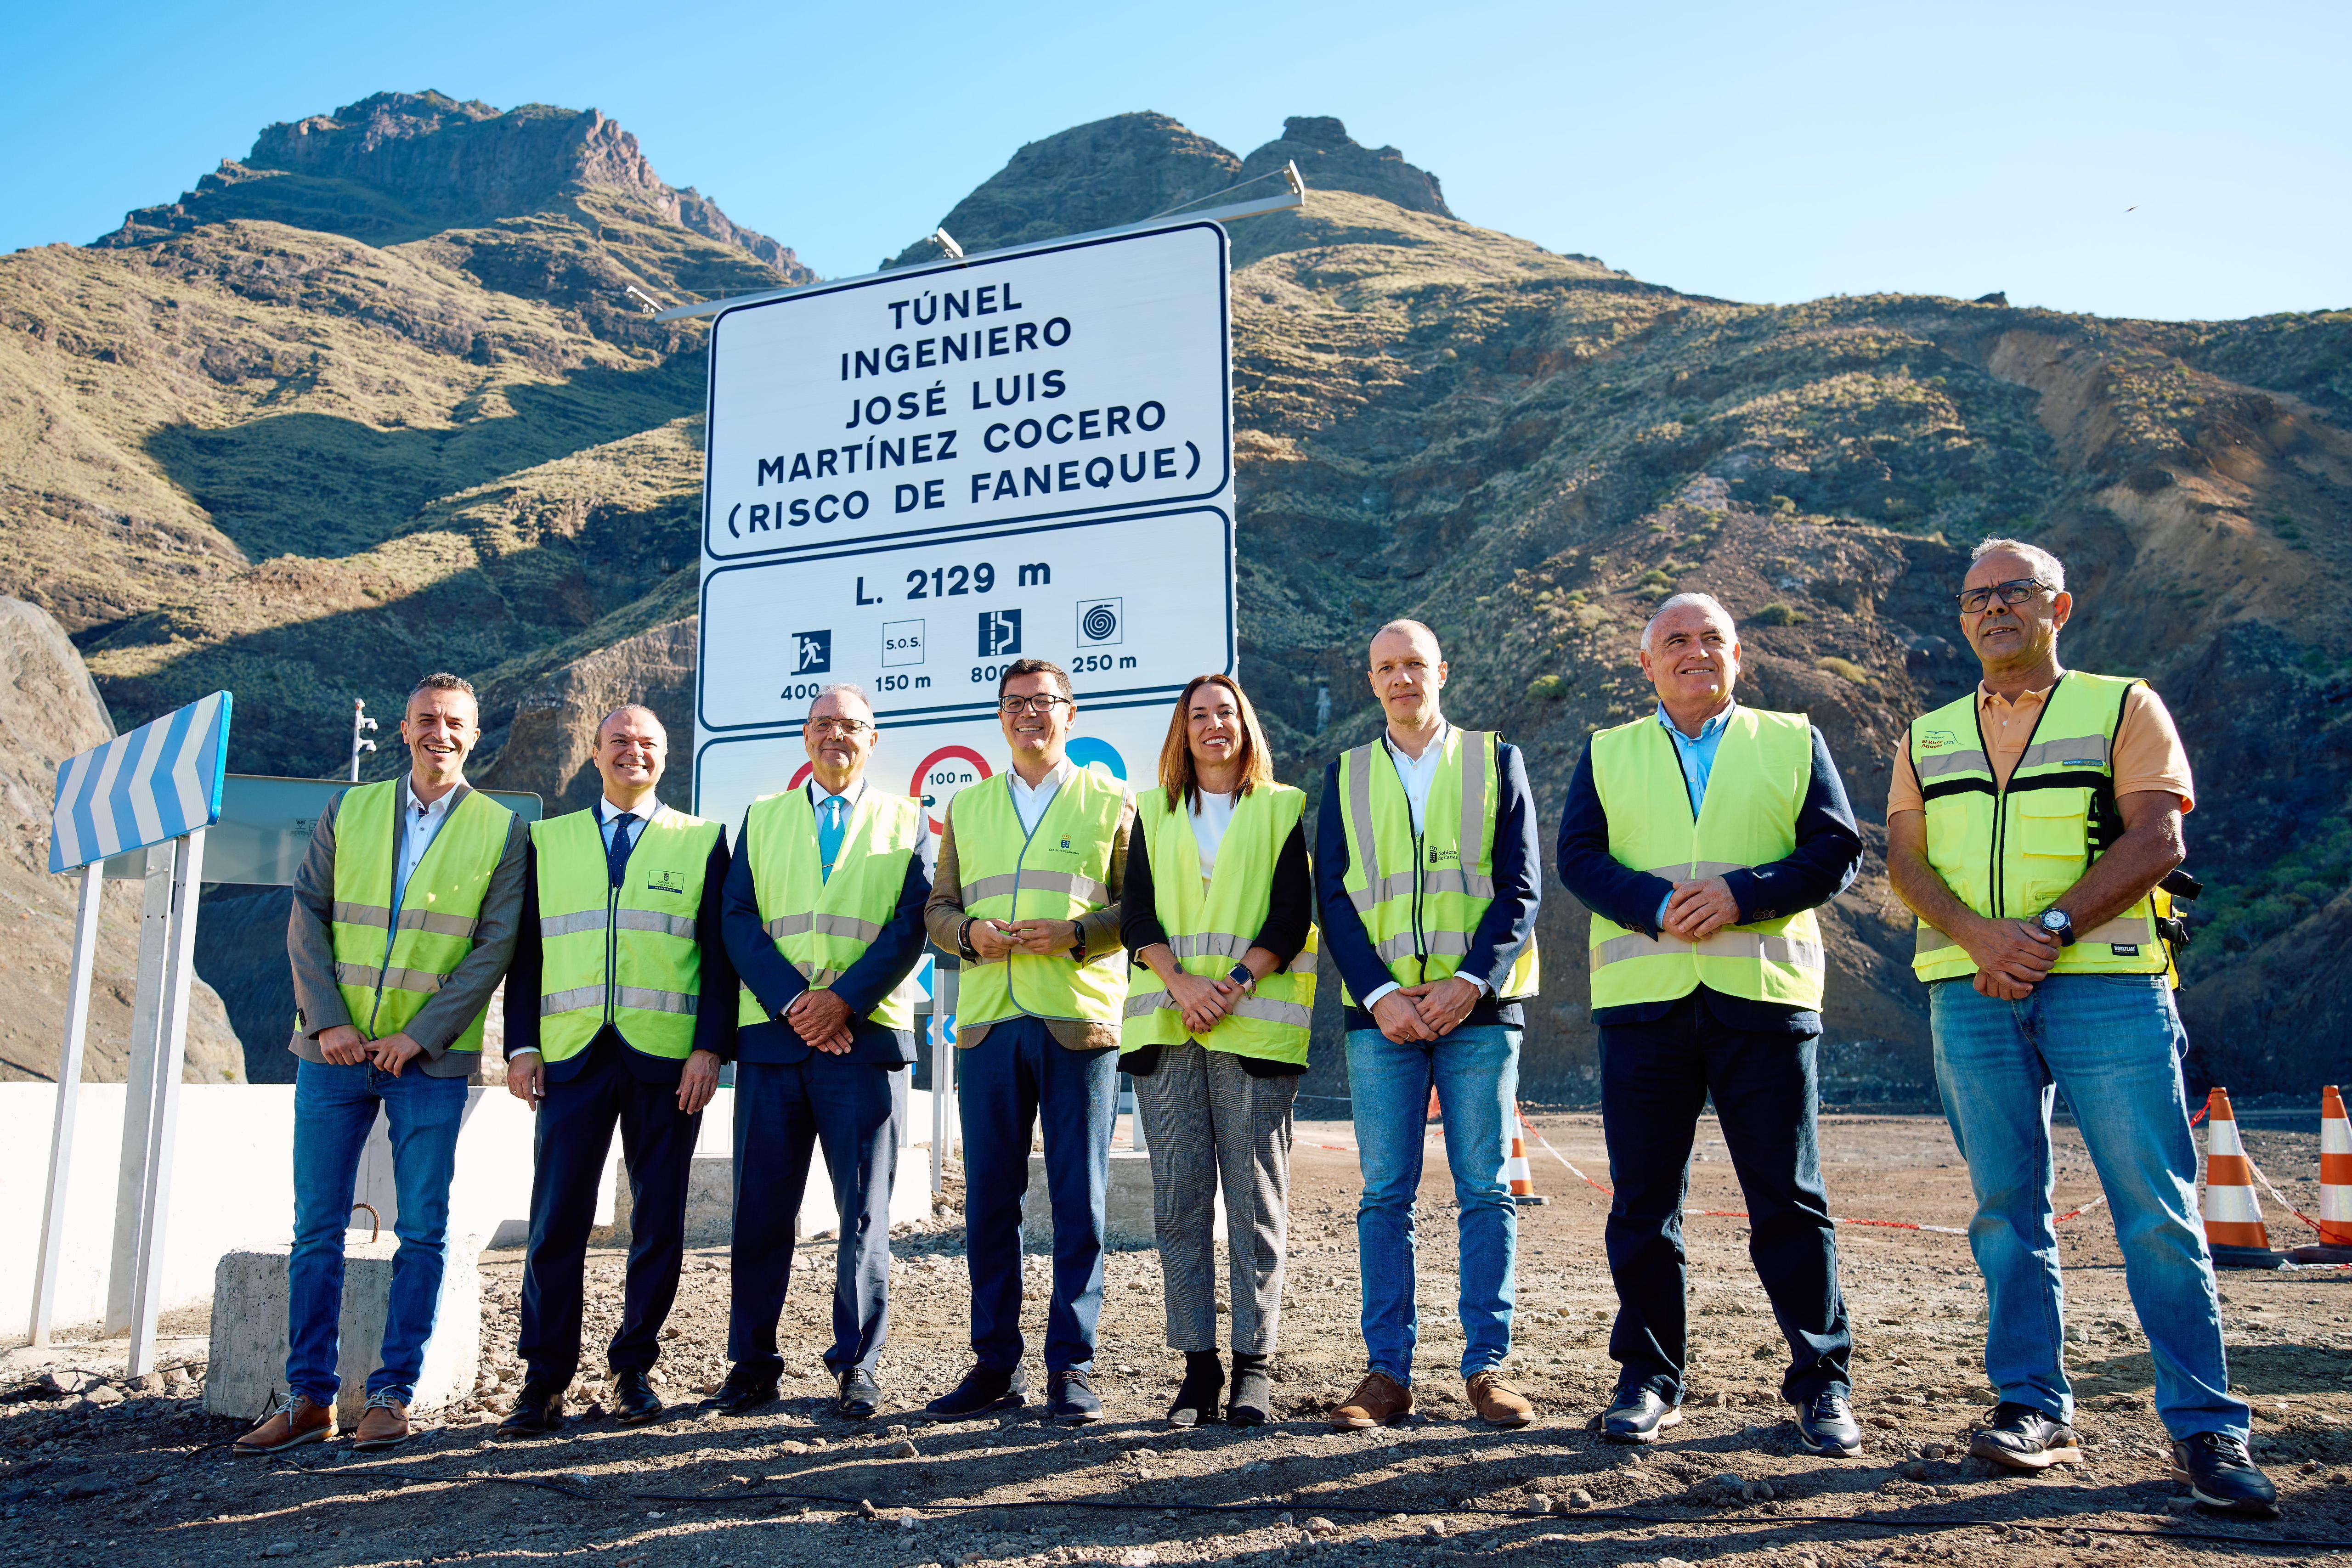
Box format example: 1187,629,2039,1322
1131,1043,1298,1354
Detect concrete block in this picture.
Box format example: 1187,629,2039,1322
203,1239,480,1428
1021,1150,1221,1251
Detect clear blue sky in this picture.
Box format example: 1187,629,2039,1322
9,1,2345,322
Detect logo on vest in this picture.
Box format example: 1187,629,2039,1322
645,869,687,896
1059,835,1072,850
1426,846,1459,866
1920,730,1957,750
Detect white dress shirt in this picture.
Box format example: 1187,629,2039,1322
1008,758,1074,837
1361,721,1486,1008
395,779,458,906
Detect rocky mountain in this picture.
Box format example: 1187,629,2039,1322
3,97,2346,1094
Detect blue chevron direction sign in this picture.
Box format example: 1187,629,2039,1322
47,691,232,873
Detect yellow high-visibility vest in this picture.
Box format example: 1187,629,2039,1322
1585,708,1826,1011
328,780,513,1054
734,786,924,1033
951,763,1130,1038
531,807,721,1062
1333,728,1539,1006
1910,671,2167,982
1121,784,1318,1063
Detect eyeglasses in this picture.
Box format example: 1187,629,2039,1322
806,717,873,738
1956,577,2055,615
999,694,1072,716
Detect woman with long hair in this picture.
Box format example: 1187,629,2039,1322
1120,673,1317,1427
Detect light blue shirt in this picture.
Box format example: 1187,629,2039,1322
1653,700,1737,927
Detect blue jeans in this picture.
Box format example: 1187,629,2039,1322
1932,973,2247,1441
959,1016,1119,1374
286,1058,468,1406
1346,1025,1519,1383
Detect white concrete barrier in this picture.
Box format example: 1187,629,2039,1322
4,1080,939,1339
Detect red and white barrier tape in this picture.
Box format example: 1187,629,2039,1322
2245,1156,2325,1237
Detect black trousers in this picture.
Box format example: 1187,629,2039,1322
726,1055,903,1378
517,1038,702,1384
1598,993,1851,1403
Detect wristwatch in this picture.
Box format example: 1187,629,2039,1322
2037,908,2077,947
1227,963,1255,994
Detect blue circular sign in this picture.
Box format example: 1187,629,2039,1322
1065,736,1127,780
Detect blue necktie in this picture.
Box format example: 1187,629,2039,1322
605,812,638,888
818,796,847,883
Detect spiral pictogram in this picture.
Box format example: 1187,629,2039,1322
1081,604,1119,642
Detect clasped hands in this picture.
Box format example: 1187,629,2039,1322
1961,915,2063,1000
317,1022,421,1075
785,986,858,1056
1370,975,1482,1044
1658,875,1739,942
965,918,1081,964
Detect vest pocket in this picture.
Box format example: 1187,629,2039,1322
2010,790,2091,910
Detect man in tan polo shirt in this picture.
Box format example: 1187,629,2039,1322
1884,536,2272,1517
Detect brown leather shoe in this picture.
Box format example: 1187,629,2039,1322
1466,1371,1535,1428
1329,1371,1413,1430
351,1395,410,1450
233,1392,334,1455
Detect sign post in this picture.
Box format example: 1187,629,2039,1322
30,692,231,1371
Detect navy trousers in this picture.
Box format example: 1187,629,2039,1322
960,1015,1118,1374
518,1039,702,1385
727,1055,903,1377
1598,993,1852,1404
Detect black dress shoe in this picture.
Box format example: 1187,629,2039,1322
1047,1368,1103,1424
611,1370,666,1427
1166,1351,1225,1428
1600,1385,1682,1444
711,1366,779,1417
1793,1390,1863,1457
926,1364,1027,1420
2171,1432,2279,1517
837,1367,882,1420
495,1382,567,1440
1968,1401,2081,1470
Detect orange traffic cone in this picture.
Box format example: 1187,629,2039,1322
2201,1087,2283,1269
1507,1105,1549,1207
1428,1085,1442,1123
2291,1085,2352,1264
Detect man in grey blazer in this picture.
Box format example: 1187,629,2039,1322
235,672,529,1455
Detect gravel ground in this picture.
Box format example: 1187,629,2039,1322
5,1111,2350,1567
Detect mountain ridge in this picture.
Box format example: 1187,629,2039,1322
2,97,2346,1093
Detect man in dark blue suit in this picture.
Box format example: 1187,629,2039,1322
716,683,933,1419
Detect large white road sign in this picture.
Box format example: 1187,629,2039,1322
694,220,1238,839
701,224,1230,560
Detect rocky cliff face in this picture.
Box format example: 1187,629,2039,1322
0,598,244,1084
4,99,2346,1092
102,90,810,280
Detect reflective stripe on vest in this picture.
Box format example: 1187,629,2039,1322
328,780,513,1054
1120,784,1318,1064
1334,729,1539,1006
734,786,924,1033
1909,671,2166,982
951,763,1131,1036
1585,708,1826,1011
531,807,721,1063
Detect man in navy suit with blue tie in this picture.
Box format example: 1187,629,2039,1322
716,683,933,1419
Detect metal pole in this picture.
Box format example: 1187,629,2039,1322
128,827,205,1378
930,965,959,1196
28,863,104,1347
105,844,174,1336
350,699,376,783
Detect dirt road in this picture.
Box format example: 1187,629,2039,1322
5,1112,2348,1567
